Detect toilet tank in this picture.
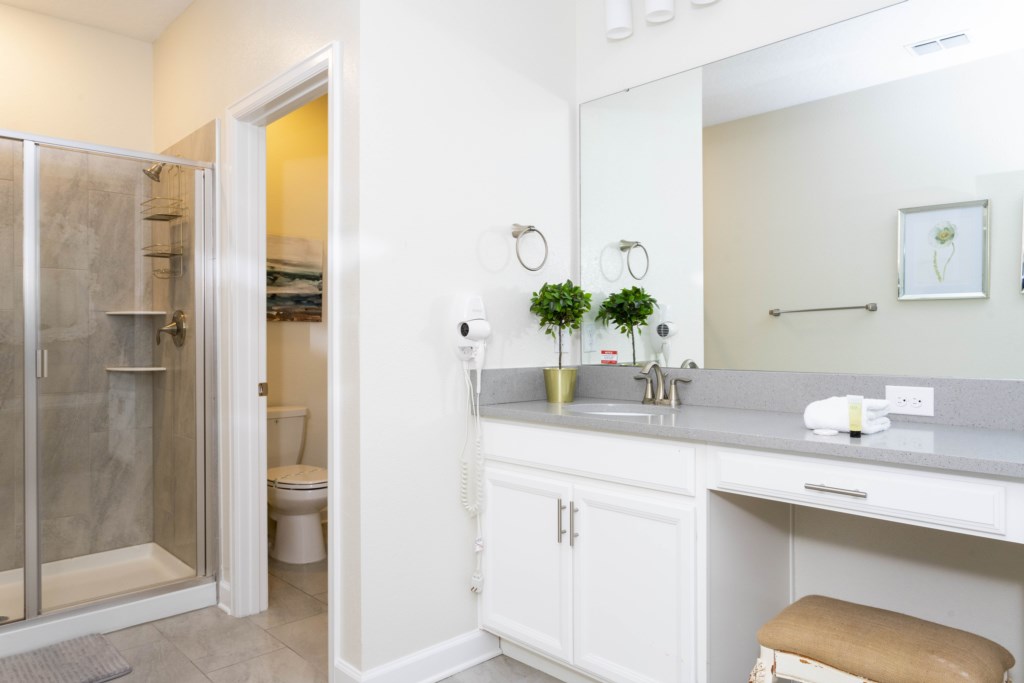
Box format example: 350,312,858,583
267,405,307,468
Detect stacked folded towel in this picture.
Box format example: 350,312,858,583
803,396,891,434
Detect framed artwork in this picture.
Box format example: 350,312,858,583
267,235,324,321
897,199,989,300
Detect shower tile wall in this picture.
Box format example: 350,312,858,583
153,120,214,571
42,148,155,563
26,147,154,568
151,168,196,569
0,138,24,573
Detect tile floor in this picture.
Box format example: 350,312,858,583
103,558,560,682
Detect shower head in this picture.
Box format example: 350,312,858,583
143,162,166,182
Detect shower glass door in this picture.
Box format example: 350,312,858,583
0,137,25,625
4,137,211,620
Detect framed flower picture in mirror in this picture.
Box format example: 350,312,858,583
897,199,989,300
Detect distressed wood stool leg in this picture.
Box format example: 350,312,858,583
749,646,778,683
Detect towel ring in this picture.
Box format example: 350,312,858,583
512,224,548,271
619,240,649,280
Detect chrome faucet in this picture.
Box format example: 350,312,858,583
635,361,692,407
635,361,664,405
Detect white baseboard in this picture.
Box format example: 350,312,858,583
217,578,233,614
334,629,500,683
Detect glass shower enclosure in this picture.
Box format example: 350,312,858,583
0,133,214,626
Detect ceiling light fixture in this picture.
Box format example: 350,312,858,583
606,0,633,39
646,0,675,23
691,0,720,5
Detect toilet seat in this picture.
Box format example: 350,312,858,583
267,465,328,491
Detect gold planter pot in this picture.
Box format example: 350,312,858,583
543,367,578,403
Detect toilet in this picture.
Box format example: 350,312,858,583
267,405,328,564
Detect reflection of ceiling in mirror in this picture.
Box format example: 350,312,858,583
703,0,1024,126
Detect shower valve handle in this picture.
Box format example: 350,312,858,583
157,310,188,347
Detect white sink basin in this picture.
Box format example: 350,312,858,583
561,402,680,417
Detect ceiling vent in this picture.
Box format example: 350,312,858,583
908,32,970,57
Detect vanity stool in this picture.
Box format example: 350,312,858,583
748,595,1014,683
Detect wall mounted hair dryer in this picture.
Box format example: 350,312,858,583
456,295,490,395
656,305,677,365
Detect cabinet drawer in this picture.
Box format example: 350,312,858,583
709,446,1007,536
482,420,696,495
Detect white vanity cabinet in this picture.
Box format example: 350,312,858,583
480,420,698,683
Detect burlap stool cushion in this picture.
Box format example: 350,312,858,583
758,595,1014,683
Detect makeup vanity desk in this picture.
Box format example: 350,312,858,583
478,399,1024,683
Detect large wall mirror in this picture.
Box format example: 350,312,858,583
580,0,1024,379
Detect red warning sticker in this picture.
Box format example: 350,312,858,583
600,350,618,365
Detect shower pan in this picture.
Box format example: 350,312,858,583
0,131,216,650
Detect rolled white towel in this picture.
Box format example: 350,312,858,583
804,396,892,433
860,417,891,435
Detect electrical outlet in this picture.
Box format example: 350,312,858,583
885,385,934,417
455,343,477,362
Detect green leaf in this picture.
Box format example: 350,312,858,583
528,279,593,367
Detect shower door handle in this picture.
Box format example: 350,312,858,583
36,349,48,378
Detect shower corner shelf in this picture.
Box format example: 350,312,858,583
105,367,168,373
141,197,185,222
143,244,183,259
105,311,168,316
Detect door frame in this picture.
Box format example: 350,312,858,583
218,43,344,619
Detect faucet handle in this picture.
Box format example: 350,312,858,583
634,374,655,403
667,376,692,407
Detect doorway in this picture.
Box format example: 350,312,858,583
262,96,330,649
219,43,343,654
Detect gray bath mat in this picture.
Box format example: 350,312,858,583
0,634,131,682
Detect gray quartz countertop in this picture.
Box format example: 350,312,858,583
480,399,1024,479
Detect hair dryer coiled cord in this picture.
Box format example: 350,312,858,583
461,364,485,592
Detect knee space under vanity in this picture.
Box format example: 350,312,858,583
708,491,1024,683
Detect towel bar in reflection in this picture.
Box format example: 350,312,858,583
769,303,877,317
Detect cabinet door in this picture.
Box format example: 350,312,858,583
481,466,574,663
572,485,696,683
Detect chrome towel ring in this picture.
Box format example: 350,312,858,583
619,240,649,280
512,224,548,271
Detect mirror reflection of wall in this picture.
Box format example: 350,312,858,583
580,70,704,367
579,0,1024,379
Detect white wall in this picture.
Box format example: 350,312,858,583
580,68,703,367
266,96,329,470
155,0,576,673
0,4,153,150
575,0,904,102
153,0,363,666
357,0,575,667
703,51,1024,379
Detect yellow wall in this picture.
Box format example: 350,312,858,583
0,4,153,150
266,96,329,469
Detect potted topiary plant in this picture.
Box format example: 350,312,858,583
530,279,592,403
595,286,658,366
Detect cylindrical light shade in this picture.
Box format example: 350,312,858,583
691,0,720,5
606,0,633,39
646,0,674,23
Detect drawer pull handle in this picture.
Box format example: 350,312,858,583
804,483,867,499
557,498,567,544
569,503,579,547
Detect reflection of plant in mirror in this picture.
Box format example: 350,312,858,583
530,279,592,369
596,286,658,366
930,220,957,283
